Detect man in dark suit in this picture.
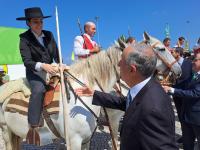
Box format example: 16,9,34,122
171,47,193,143
163,52,200,150
75,43,178,150
16,7,60,127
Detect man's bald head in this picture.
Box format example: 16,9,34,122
84,21,95,27
124,43,157,78
83,21,96,37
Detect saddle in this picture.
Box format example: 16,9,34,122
5,77,60,116
44,76,60,107
5,76,62,146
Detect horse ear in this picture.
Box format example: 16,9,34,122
197,37,200,45
117,38,127,51
143,31,150,41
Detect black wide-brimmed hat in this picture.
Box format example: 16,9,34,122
16,7,51,21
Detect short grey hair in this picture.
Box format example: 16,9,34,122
126,43,157,78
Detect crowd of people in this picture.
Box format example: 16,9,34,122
1,6,200,150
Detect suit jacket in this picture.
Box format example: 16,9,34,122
173,58,192,89
19,29,59,81
93,78,178,150
172,58,193,120
174,74,200,125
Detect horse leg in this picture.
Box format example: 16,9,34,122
81,141,90,150
0,127,6,150
0,124,12,150
70,135,82,150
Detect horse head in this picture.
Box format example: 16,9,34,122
143,32,182,85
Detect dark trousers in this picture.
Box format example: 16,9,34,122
182,122,200,150
174,97,184,140
173,97,183,122
26,73,46,126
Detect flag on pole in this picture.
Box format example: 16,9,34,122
164,23,170,38
184,40,190,52
71,51,75,61
0,26,26,65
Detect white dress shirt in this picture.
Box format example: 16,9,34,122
126,77,151,109
177,57,184,66
31,30,45,71
73,33,97,57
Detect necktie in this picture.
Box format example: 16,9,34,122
192,73,198,80
126,90,132,110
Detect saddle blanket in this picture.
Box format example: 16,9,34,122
5,84,60,116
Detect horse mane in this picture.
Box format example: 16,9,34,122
69,45,121,89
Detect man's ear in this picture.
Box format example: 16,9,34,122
130,64,136,72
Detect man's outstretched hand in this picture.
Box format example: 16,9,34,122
162,85,172,93
75,86,94,97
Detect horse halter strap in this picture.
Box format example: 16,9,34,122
151,44,177,85
154,51,177,70
155,51,176,84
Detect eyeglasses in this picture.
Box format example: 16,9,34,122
193,58,200,62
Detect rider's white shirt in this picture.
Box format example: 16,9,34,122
73,33,97,57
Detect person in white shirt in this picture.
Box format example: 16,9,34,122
174,36,185,48
73,21,100,59
163,37,173,52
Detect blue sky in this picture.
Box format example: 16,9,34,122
0,0,200,64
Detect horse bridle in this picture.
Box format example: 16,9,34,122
149,42,177,85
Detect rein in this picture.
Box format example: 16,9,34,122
63,72,102,144
63,50,121,149
63,71,98,119
87,51,119,150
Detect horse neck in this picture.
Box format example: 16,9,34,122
69,50,120,92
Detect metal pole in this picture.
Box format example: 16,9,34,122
55,6,71,149
186,20,190,51
128,25,131,37
95,16,100,47
77,17,83,35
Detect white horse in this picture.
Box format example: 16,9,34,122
0,32,181,150
0,44,122,150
